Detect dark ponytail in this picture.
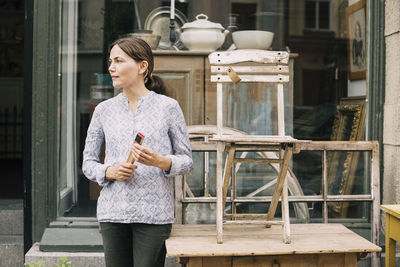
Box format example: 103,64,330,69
145,75,166,95
109,36,169,96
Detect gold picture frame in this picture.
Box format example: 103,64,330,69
327,97,366,217
346,0,366,80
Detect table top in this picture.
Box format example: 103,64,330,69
381,204,400,218
166,224,381,258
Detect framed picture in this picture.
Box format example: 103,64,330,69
326,97,366,217
346,0,366,80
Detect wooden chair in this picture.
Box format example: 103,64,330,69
208,50,302,244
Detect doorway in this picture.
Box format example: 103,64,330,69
0,0,24,199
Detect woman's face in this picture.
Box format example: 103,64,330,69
108,44,147,89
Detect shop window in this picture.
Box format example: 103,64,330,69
57,1,372,240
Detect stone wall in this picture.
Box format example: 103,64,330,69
0,199,24,267
383,0,400,204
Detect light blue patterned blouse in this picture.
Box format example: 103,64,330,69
82,91,193,224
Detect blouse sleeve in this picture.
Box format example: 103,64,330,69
82,105,111,186
163,101,193,178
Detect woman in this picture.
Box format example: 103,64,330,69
82,36,193,267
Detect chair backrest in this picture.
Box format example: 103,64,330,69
208,50,290,136
209,50,290,83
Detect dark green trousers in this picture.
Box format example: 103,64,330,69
100,222,172,267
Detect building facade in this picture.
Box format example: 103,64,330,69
2,0,398,266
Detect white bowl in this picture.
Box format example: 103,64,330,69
125,32,161,49
232,30,274,50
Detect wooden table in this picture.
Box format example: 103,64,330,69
166,224,381,267
381,204,400,267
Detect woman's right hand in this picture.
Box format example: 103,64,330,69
105,163,137,181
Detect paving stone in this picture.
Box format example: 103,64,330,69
26,243,105,267
0,199,23,235
0,235,24,267
26,243,181,267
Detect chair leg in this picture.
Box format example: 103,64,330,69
216,142,224,243
266,144,294,224
222,148,236,212
281,177,291,243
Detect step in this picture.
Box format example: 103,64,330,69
26,243,105,267
26,243,180,267
0,199,23,235
0,235,24,267
39,228,103,252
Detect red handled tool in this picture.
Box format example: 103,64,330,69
126,132,145,164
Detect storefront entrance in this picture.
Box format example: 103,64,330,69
0,0,24,199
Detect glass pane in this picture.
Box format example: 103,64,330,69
290,202,312,223
326,151,371,196
235,153,277,197
59,0,78,203
183,203,216,224
307,201,323,222
305,1,316,28
235,202,270,215
293,151,323,196
223,83,292,135
185,152,205,197
57,0,369,219
186,151,217,198
319,1,330,29
328,201,370,222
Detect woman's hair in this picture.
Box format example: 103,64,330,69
109,36,168,96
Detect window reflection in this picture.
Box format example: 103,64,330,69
59,1,369,228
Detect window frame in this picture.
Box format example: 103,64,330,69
303,0,332,32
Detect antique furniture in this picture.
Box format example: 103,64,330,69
166,224,381,267
153,51,207,126
381,204,400,267
208,50,302,244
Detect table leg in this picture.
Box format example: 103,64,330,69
386,238,396,267
386,215,396,267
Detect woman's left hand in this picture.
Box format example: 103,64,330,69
131,143,172,171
